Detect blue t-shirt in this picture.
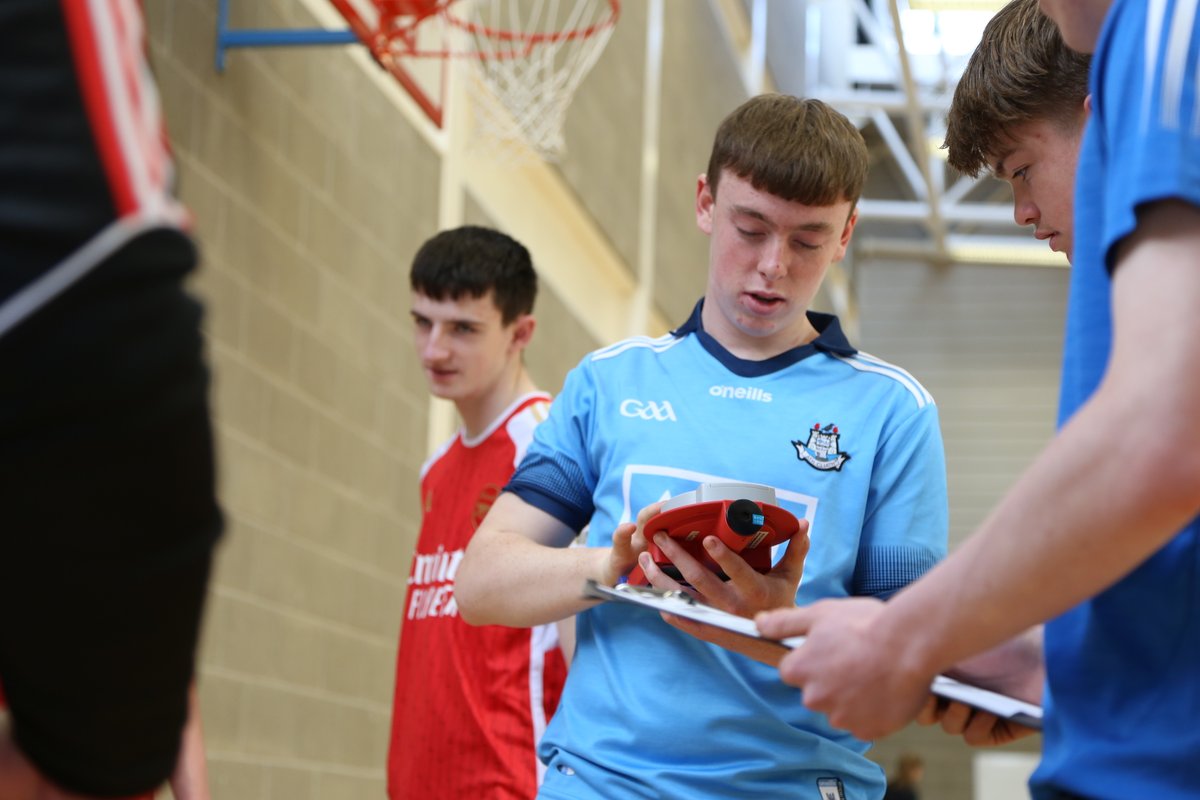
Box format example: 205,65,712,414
1031,1,1200,797
509,302,948,799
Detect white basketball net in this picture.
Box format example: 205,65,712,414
451,0,619,162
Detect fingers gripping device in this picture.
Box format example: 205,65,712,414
625,482,801,587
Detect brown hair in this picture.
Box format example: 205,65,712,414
943,0,1090,177
706,94,868,208
410,225,537,325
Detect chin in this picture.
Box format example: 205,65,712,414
426,381,460,400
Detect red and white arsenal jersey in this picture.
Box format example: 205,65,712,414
388,393,567,799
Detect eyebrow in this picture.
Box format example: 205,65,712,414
731,204,835,233
410,310,482,325
410,309,480,321
991,148,1016,179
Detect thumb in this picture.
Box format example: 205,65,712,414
612,521,636,553
774,519,810,579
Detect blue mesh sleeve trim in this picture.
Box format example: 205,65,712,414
504,451,594,533
852,545,939,599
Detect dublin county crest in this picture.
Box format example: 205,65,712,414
793,423,850,472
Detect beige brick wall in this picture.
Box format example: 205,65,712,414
148,0,436,793
857,259,1061,798
147,0,605,792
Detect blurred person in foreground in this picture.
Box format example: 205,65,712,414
0,1,222,798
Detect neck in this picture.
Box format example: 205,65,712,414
701,303,819,361
456,367,538,439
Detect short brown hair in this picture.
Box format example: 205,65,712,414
706,94,868,208
410,226,537,324
944,0,1090,177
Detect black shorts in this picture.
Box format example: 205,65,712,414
1032,789,1094,800
0,229,223,796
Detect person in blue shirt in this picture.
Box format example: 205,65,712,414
455,94,948,799
759,3,1200,798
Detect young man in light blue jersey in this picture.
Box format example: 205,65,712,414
455,94,948,799
760,2,1200,798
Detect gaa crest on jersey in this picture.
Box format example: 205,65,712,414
815,777,847,800
793,423,850,472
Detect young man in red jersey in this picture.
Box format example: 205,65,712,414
387,226,568,799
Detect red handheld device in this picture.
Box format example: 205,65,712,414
625,482,801,587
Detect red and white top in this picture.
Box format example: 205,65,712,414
61,0,186,224
387,393,567,800
0,0,189,340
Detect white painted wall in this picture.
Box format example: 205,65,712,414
975,752,1039,800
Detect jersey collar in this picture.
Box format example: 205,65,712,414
671,298,857,378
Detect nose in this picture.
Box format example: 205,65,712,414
1012,186,1039,228
421,324,450,362
758,237,789,281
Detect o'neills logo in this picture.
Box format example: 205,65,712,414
406,545,464,620
709,385,773,403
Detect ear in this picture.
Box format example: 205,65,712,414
695,173,715,235
833,208,859,262
1083,93,1093,115
509,314,536,353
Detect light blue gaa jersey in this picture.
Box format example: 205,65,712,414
508,302,948,799
1032,1,1200,797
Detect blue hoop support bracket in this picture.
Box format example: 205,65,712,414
215,0,361,72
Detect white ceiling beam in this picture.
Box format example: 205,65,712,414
857,198,1018,226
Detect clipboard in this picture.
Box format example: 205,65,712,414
583,580,1043,730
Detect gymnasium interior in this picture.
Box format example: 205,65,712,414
147,1,1060,795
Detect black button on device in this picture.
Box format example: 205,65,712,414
725,498,765,537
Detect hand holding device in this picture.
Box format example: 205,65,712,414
626,482,801,587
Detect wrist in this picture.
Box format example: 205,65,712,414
595,545,624,587
867,594,945,684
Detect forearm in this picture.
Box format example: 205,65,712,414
169,684,211,800
881,378,1200,678
759,208,1200,743
881,218,1200,677
456,528,610,627
944,627,1044,705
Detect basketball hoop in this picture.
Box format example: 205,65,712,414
339,0,620,161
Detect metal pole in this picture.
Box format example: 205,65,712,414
215,0,359,73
